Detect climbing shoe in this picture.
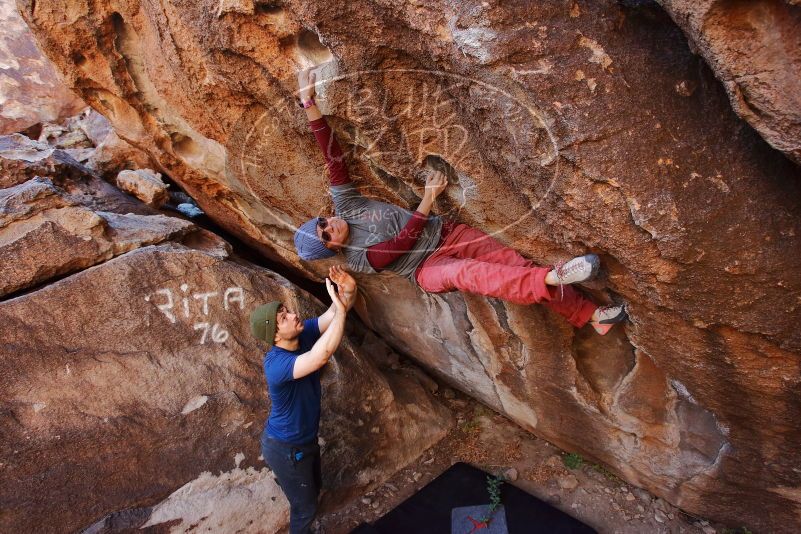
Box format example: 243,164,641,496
590,305,627,335
551,254,600,285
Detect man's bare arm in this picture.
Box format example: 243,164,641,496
293,278,348,379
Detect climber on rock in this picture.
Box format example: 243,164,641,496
249,264,357,534
292,68,625,335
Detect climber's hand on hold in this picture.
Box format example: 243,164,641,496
413,170,448,216
298,67,316,102
424,170,448,201
298,66,322,120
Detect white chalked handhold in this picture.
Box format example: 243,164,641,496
181,395,209,415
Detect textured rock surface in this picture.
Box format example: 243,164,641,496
658,0,801,164
0,241,452,533
0,176,194,297
0,108,157,189
115,168,169,207
0,139,452,533
0,0,84,133
0,134,191,296
16,0,801,531
33,108,158,178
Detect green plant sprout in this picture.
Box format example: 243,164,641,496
465,474,506,531
480,474,505,522
563,452,584,469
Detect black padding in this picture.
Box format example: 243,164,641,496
351,462,596,534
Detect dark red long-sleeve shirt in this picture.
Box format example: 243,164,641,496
365,210,430,270
309,117,351,186
309,117,430,270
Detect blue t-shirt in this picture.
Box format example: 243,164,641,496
263,317,322,445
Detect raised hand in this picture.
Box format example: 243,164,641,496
329,264,356,297
424,169,448,201
325,277,345,312
297,67,317,102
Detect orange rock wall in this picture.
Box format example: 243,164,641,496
0,0,84,133
15,0,801,530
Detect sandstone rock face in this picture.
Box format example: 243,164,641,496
0,0,84,133
0,176,193,297
0,143,452,533
115,168,169,207
1,106,158,186
17,0,801,531
34,108,159,179
0,134,190,297
0,241,452,533
657,0,801,164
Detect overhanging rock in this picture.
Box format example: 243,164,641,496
16,0,801,530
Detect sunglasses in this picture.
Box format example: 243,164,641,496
317,217,331,243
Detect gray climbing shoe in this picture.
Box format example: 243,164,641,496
552,254,600,285
591,305,627,335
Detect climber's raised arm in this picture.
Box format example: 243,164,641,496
298,67,351,186
299,67,322,121
366,170,448,270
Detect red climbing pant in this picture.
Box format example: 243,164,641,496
414,223,598,328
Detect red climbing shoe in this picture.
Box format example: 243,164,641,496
590,305,627,335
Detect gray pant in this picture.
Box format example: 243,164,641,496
261,435,322,534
